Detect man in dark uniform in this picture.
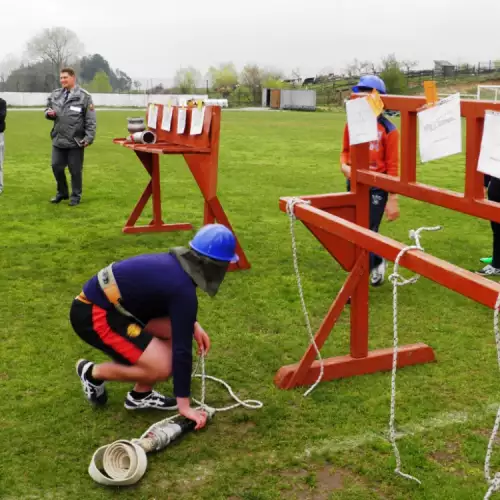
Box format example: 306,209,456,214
70,224,239,431
0,96,6,195
44,67,96,206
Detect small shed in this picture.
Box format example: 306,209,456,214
262,88,316,111
434,60,455,78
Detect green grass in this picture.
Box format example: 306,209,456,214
1,109,499,500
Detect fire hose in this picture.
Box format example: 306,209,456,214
88,354,263,486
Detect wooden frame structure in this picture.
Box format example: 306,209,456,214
113,104,250,271
275,94,500,390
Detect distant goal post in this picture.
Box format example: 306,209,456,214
477,85,500,102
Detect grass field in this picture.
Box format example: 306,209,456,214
1,108,500,500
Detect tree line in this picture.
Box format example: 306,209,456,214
0,27,136,93
2,26,497,98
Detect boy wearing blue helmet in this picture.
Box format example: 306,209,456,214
341,74,400,287
70,223,238,430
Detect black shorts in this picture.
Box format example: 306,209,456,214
70,298,153,365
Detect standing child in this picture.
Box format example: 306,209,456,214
340,75,400,286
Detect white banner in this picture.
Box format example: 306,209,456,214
418,93,462,163
345,97,378,146
477,110,500,179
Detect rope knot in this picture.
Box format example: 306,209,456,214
286,197,311,220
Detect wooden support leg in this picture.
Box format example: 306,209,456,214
123,151,193,234
206,197,251,271
274,215,436,391
184,154,251,271
276,251,368,389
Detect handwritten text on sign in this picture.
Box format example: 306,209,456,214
345,97,378,146
477,110,500,179
418,93,462,163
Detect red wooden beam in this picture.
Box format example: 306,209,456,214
355,170,500,224
279,198,500,309
276,344,435,389
353,94,500,117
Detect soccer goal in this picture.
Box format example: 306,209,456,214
477,85,500,102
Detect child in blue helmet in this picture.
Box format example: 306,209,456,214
340,74,400,286
70,223,238,430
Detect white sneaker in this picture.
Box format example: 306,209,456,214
75,359,108,406
370,259,386,287
476,265,500,277
124,390,178,411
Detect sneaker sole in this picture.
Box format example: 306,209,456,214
124,402,178,411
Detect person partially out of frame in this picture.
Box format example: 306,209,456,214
340,74,400,287
476,174,500,277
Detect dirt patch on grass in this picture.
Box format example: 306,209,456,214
474,428,500,444
282,466,347,499
428,441,468,477
429,441,462,465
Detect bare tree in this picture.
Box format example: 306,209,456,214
291,67,302,85
0,54,20,85
173,66,201,93
26,27,84,77
240,64,263,90
400,59,419,73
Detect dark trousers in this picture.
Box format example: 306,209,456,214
347,180,389,271
487,177,500,268
51,146,84,202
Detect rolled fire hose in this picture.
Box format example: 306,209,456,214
89,406,216,486
88,355,263,486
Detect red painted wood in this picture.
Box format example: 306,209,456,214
123,223,193,233
303,213,356,271
275,344,436,389
113,105,250,271
400,110,417,184
275,94,500,391
281,201,500,308
283,251,368,389
356,170,500,224
350,143,371,359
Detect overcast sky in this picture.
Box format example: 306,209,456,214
1,0,499,85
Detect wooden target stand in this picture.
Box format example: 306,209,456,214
275,94,500,390
113,104,250,271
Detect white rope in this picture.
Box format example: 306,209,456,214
484,294,500,499
388,225,442,485
140,350,263,439
286,197,324,397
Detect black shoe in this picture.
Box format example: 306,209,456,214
124,390,177,411
75,359,108,406
69,199,80,206
51,195,69,203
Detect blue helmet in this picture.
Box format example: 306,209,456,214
352,75,387,94
189,224,239,263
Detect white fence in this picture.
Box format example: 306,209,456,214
0,92,224,108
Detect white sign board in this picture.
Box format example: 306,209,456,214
177,108,187,134
147,104,158,129
345,97,378,146
161,105,173,132
477,110,500,179
418,93,462,163
190,107,206,135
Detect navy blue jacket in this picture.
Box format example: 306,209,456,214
82,253,198,398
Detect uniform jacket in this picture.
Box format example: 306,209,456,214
44,85,96,149
0,98,6,134
340,114,399,177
